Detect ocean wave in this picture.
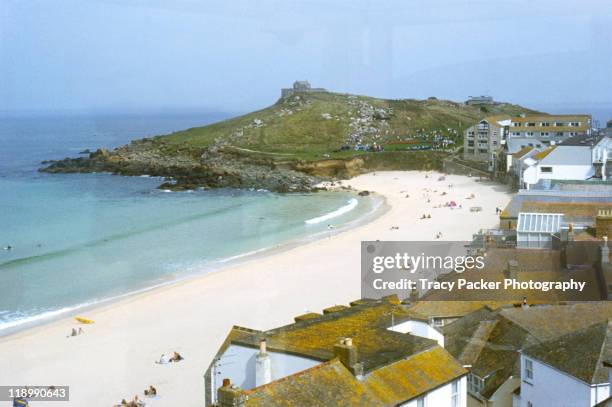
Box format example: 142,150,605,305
304,198,358,225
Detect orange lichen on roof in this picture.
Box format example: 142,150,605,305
233,297,435,372
322,305,349,314
293,312,322,323
512,146,533,158
520,202,612,218
362,347,467,405
532,146,556,160
409,301,510,318
244,359,381,406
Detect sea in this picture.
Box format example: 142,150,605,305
0,112,379,335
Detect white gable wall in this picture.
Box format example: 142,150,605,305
520,354,609,407
389,320,445,347
400,377,467,407
210,344,319,403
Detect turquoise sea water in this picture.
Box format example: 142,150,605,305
0,113,376,334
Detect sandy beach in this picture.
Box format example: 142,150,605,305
0,171,512,406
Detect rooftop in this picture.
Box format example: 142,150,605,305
227,297,434,373
242,346,466,407
522,320,612,385
442,302,612,398
559,133,607,147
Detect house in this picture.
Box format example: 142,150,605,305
499,188,612,231
466,96,495,106
441,303,612,407
205,296,467,407
280,80,327,98
518,134,611,189
518,320,612,407
463,116,511,170
508,114,592,143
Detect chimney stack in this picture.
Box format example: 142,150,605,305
505,260,519,279
334,338,363,376
217,379,245,407
255,339,272,387
602,236,610,265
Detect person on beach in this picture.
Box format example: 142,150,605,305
170,351,183,362
144,385,157,397
156,353,171,364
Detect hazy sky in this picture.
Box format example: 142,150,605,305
1,0,611,114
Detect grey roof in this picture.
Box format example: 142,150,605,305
523,320,612,384
506,138,547,154
538,145,592,166
503,192,612,219
559,133,606,147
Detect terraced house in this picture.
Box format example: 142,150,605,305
204,296,467,407
507,114,591,146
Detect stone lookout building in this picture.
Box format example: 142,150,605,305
281,80,327,98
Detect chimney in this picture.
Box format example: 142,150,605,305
334,338,363,376
217,379,245,407
505,260,519,279
602,236,610,265
255,339,272,386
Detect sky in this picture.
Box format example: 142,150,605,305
1,0,611,118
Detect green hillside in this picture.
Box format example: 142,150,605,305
152,92,538,161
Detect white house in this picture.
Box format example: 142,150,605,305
205,298,467,407
519,135,610,189
518,320,612,407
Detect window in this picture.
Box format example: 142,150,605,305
467,373,484,395
541,122,550,126
451,380,460,407
527,122,536,127
540,167,552,173
525,358,534,380
417,396,426,407
432,317,444,327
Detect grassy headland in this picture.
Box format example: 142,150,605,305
41,92,539,191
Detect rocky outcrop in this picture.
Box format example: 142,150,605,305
40,142,322,193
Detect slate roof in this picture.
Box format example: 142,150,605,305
441,303,612,399
361,347,467,405
523,320,612,384
230,297,434,373
512,146,534,158
409,301,510,319
532,146,556,160
559,133,606,147
419,248,602,302
501,193,612,220
243,359,380,407
243,347,466,407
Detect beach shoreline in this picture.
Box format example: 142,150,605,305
0,190,389,339
0,171,512,407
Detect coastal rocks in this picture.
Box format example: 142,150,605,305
40,140,323,193
358,190,370,196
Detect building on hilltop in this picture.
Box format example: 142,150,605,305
205,296,467,407
280,80,327,98
465,95,495,106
